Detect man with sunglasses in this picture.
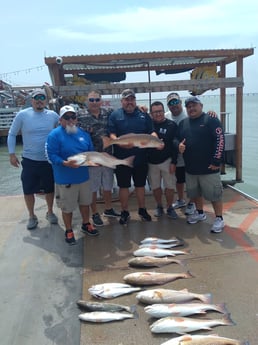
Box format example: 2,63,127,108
165,92,197,216
8,88,59,230
108,89,155,225
77,90,120,227
46,105,98,245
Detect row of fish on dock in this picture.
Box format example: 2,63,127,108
77,236,249,345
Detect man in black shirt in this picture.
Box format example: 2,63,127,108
148,101,178,219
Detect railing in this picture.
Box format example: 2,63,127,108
0,108,19,129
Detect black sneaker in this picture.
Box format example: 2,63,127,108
138,208,152,222
65,230,77,245
103,208,121,218
81,222,99,236
119,210,130,225
92,213,104,227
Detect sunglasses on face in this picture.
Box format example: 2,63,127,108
33,95,46,101
88,98,101,103
168,99,180,106
62,114,77,120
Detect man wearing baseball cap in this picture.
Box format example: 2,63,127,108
46,105,98,245
8,87,59,230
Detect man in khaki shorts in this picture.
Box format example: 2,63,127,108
177,96,225,233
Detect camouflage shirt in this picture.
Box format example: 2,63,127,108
77,107,113,153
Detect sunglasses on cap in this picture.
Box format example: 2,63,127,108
33,95,46,101
62,114,77,120
168,99,180,106
88,98,101,102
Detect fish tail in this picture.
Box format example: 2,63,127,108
199,293,212,303
102,136,112,149
130,305,139,319
185,270,194,278
222,313,235,326
215,302,229,314
124,155,135,167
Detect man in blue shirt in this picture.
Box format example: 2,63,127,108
8,88,59,230
108,89,156,225
46,105,98,245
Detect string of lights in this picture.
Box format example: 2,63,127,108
0,65,47,82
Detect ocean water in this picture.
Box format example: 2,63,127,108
0,93,257,199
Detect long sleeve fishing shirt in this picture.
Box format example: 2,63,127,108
176,112,225,175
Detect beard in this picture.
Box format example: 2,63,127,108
65,124,78,134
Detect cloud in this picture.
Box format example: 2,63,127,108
47,1,258,43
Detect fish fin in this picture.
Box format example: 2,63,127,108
222,313,235,326
124,155,135,167
200,293,212,304
215,302,229,314
102,136,112,149
185,270,194,278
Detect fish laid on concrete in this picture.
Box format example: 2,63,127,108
128,256,185,268
123,271,193,286
76,300,136,313
133,247,190,257
140,237,182,244
138,242,184,249
144,302,228,318
88,283,141,299
67,151,134,168
150,314,234,334
78,311,134,323
136,288,212,304
102,133,165,149
160,334,249,345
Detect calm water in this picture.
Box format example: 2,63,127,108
0,93,257,199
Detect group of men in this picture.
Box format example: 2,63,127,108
7,87,225,245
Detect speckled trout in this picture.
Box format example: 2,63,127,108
78,311,134,323
133,247,190,257
88,283,141,299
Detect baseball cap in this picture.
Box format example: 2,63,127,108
167,93,181,104
121,89,135,99
185,96,202,107
31,88,46,98
59,105,76,117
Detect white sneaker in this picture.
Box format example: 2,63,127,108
185,202,196,215
210,217,225,233
173,199,186,209
187,210,206,224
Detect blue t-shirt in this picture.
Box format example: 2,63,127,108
46,126,94,184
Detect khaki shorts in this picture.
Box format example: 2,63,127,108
55,180,92,213
185,172,223,202
148,158,176,190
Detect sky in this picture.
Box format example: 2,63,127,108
1,0,257,95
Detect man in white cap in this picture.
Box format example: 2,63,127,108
8,88,59,230
46,105,98,245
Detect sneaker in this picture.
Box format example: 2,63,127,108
103,208,121,218
173,199,186,209
92,213,104,227
119,210,130,225
138,208,152,222
65,229,77,245
210,217,225,233
167,206,178,219
27,215,38,230
154,205,164,218
81,223,99,236
185,202,196,215
46,212,58,224
187,210,207,224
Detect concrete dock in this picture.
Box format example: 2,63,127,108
0,186,257,345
